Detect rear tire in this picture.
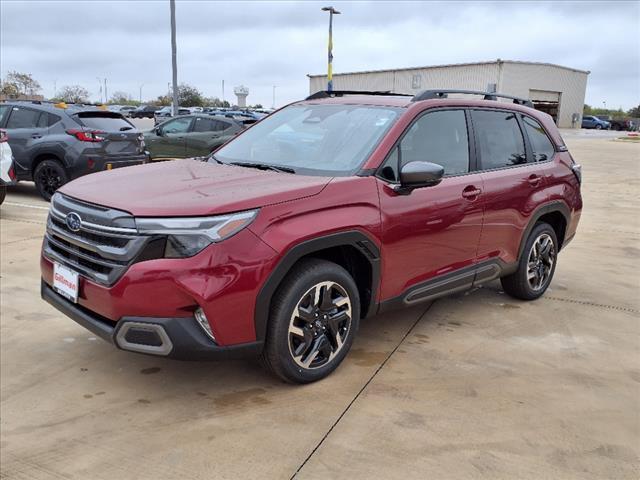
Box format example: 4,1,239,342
595,124,602,130
0,185,5,205
501,222,558,301
261,259,360,383
34,159,68,202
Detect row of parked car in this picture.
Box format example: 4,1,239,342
581,115,636,131
0,100,264,201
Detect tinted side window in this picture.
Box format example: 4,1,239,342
163,117,192,134
6,107,41,129
400,110,469,175
47,113,61,126
472,110,526,169
522,116,555,162
0,105,10,125
193,117,227,132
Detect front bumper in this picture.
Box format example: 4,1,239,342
42,281,263,360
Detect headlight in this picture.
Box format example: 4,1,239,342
136,210,258,258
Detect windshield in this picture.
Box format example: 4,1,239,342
212,104,401,175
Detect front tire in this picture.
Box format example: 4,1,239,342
261,259,360,383
34,159,68,202
595,124,602,130
0,184,6,205
501,223,558,300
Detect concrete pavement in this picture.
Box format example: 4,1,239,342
1,135,638,479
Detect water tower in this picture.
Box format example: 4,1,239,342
234,85,249,107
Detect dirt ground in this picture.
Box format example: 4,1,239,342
1,133,638,479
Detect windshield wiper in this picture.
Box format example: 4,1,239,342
229,162,295,174
209,154,225,165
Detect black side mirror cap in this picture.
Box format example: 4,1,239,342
393,161,444,194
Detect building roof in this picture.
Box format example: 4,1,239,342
307,59,591,78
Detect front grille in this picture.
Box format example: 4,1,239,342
43,194,157,286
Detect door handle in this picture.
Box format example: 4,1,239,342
528,174,542,187
461,185,482,200
31,134,42,139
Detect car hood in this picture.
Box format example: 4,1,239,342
59,159,332,216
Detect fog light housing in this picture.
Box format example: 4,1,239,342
195,307,216,343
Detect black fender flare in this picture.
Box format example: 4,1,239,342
254,230,381,343
517,200,571,260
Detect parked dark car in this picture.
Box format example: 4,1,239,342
603,118,635,131
581,115,610,129
130,105,159,119
0,102,148,200
144,114,244,160
154,106,191,125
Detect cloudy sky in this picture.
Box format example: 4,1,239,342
1,0,638,109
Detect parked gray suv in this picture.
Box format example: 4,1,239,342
0,102,148,200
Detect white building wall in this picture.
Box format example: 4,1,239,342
500,62,588,128
309,61,589,128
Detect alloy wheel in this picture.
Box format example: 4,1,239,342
527,233,556,291
288,281,352,369
37,166,63,197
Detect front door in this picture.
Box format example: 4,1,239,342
4,106,49,177
152,117,192,159
377,109,484,302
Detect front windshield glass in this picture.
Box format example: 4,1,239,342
212,104,401,175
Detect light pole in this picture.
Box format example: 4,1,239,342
321,6,340,92
272,85,277,109
96,77,103,103
139,84,144,103
170,0,179,115
603,101,607,110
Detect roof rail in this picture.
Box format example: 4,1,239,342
306,90,412,100
412,89,534,108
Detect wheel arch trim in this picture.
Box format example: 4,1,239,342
254,230,381,343
517,200,571,260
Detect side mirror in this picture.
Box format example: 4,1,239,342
155,126,164,136
394,161,444,194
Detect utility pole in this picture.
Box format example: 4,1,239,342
170,0,179,115
272,85,276,109
321,6,341,92
96,77,103,103
104,78,107,103
139,84,144,103
53,79,57,99
222,80,225,104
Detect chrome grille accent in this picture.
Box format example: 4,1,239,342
44,194,152,286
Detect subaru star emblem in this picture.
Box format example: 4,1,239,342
65,212,82,232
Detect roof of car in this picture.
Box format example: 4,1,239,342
2,101,108,115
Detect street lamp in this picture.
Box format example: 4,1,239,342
139,84,145,103
321,6,341,92
272,85,277,109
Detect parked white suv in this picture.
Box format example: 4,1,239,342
0,129,16,205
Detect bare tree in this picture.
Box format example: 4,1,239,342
5,71,41,95
57,85,90,104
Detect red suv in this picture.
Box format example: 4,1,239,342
41,90,582,383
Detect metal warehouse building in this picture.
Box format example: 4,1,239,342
308,60,589,128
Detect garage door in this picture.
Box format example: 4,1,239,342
529,89,560,124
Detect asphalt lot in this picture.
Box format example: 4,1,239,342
1,131,638,479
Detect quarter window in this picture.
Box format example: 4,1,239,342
522,116,555,162
472,110,527,169
6,107,41,129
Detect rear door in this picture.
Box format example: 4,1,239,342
74,112,143,157
4,106,49,175
472,109,548,266
185,116,228,156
